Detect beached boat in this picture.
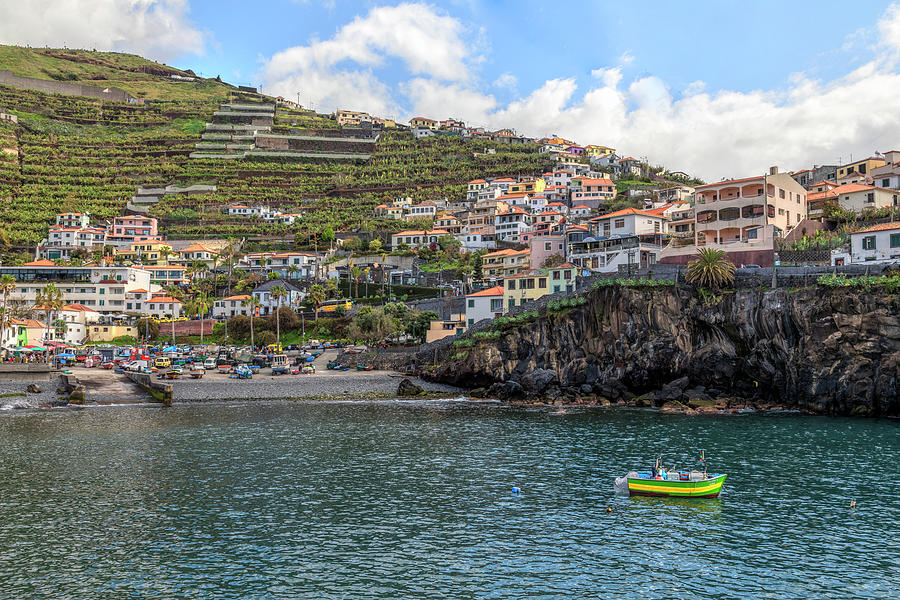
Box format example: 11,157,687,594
618,456,726,498
189,368,205,379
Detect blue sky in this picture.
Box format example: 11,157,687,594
3,0,900,179
181,0,890,103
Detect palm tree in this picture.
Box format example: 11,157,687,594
188,292,212,346
685,248,736,290
35,284,64,355
160,245,172,265
270,285,287,350
309,284,326,322
0,274,16,348
350,265,361,298
242,295,262,348
287,264,300,280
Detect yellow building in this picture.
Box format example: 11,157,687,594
409,117,438,130
585,145,616,157
115,241,173,265
509,178,546,195
87,323,138,342
424,313,466,343
836,156,887,182
503,263,577,311
481,248,531,280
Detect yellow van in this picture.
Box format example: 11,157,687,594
154,357,172,369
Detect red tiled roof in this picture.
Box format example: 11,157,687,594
23,260,56,267
146,297,182,304
466,285,504,297
596,207,669,220
391,229,449,236
855,222,900,234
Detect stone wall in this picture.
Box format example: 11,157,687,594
0,70,134,102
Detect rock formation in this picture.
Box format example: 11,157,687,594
415,286,900,417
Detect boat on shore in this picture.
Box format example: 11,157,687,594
617,455,726,498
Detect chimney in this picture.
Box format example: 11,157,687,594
769,166,779,175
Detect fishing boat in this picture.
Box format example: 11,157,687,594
188,368,205,379
618,454,726,498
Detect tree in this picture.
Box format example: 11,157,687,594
160,245,171,265
242,296,261,348
349,306,397,344
35,284,64,352
438,234,461,256
270,286,287,349
0,274,16,346
256,330,276,347
350,265,361,298
187,292,212,346
309,284,326,321
368,238,382,253
685,248,736,290
405,310,438,343
322,225,335,247
137,317,160,341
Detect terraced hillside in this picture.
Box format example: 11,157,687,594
0,46,553,248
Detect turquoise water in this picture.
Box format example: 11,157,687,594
0,401,897,599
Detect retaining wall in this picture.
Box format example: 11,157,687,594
0,71,134,102
127,372,173,405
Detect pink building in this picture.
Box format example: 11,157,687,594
109,216,161,242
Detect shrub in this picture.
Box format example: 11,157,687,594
256,331,276,347
451,351,469,361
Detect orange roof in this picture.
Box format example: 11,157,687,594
128,288,148,293
573,177,614,185
224,294,251,301
571,205,591,210
62,303,97,312
179,244,217,254
391,229,449,236
13,319,45,328
855,222,900,234
492,177,515,182
831,182,878,194
482,249,518,258
468,179,486,184
596,207,668,220
24,260,56,267
146,296,182,304
568,225,589,231
466,285,504,297
809,180,839,188
696,175,766,189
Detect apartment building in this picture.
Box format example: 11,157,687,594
0,262,153,314
570,177,615,210
390,229,450,250
661,168,806,267
108,215,160,242
464,285,504,325
213,294,252,319
503,264,576,310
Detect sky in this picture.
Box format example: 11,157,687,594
2,1,900,180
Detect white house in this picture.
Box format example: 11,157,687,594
456,232,496,251
589,208,667,238
465,285,504,326
213,294,252,319
55,303,101,345
833,183,899,214
142,296,183,319
252,279,305,316
494,208,532,242
390,229,449,250
838,222,900,265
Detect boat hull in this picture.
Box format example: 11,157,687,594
627,474,726,498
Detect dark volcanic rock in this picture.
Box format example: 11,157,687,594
415,286,900,417
26,384,42,394
397,378,423,397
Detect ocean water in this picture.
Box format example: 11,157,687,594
0,401,896,599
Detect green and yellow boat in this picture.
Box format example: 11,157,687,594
619,455,727,498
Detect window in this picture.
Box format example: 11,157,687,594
779,189,785,199
883,179,891,188
564,270,572,279
747,228,758,240
553,285,560,293
468,299,475,308
525,278,535,290
778,208,785,215
862,236,876,250
544,242,552,251
614,219,625,228
539,278,547,288
508,298,515,308
507,280,516,289
866,192,875,203
553,271,560,280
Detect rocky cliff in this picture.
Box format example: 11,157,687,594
416,286,900,417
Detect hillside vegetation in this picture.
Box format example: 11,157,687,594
0,46,553,248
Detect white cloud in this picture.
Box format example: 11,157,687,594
262,1,900,181
493,72,517,89
618,51,635,65
0,0,205,62
263,2,470,113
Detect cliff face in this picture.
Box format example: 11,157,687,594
419,287,900,417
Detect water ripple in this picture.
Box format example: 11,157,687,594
0,403,897,598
